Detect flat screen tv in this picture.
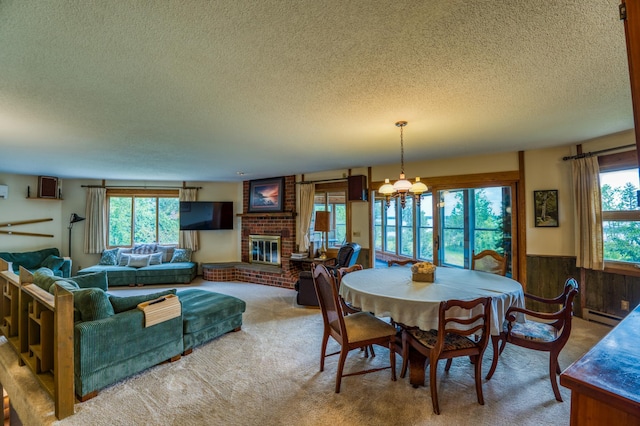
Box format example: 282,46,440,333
179,201,234,230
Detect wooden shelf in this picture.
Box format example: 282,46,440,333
26,197,63,201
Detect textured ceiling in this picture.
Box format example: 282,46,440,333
0,0,634,181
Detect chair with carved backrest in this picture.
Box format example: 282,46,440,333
471,250,508,276
335,264,364,314
312,263,397,393
401,297,492,414
387,259,418,267
485,278,579,402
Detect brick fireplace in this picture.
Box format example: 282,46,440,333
203,175,300,289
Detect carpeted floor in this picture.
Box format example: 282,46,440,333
0,278,612,426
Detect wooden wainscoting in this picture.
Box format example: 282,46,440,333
527,255,640,321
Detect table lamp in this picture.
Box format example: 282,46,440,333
314,211,330,259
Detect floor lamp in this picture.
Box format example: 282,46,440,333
68,213,85,257
314,211,330,259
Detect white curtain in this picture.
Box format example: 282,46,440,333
83,187,107,254
572,156,604,270
297,183,315,252
179,188,199,251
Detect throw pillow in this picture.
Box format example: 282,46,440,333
118,252,132,266
109,289,177,314
132,243,158,254
98,248,119,266
33,268,57,291
71,271,109,291
73,288,115,322
170,248,192,263
48,280,80,294
128,254,150,268
156,245,176,263
41,254,65,272
148,251,163,266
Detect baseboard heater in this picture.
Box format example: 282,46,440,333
584,309,622,327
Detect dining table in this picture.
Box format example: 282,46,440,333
339,265,525,386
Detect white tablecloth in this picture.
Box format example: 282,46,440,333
339,266,524,336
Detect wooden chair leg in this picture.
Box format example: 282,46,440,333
549,352,563,402
444,358,453,372
389,340,397,381
320,332,329,372
429,359,440,415
335,347,349,393
486,335,501,380
474,355,484,405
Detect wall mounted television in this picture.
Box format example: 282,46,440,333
179,201,234,230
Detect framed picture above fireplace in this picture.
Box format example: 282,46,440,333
248,177,285,213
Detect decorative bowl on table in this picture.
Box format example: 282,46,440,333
411,262,436,282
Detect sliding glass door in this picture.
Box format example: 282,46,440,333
438,186,512,272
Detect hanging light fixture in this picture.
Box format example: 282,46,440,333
379,121,428,208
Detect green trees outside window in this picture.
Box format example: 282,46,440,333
601,169,640,263
375,186,510,273
108,195,179,247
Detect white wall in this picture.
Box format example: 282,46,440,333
0,173,64,253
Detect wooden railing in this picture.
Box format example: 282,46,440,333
0,259,74,419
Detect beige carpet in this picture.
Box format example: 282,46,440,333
0,278,611,426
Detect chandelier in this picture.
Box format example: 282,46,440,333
379,121,427,208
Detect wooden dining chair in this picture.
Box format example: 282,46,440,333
401,297,492,414
485,278,578,402
387,259,418,267
471,250,508,276
336,264,364,314
311,263,397,393
336,264,377,357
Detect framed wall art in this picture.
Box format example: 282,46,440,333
534,190,559,227
248,177,284,213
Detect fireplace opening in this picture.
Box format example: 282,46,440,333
249,235,281,266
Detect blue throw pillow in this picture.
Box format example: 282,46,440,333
98,248,119,266
170,248,192,263
108,289,177,313
41,255,65,272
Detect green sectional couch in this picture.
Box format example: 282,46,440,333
77,243,197,286
29,268,246,400
0,247,71,277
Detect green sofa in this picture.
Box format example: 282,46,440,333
77,244,197,286
32,268,246,400
0,247,71,277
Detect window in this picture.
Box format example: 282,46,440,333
374,194,433,261
438,187,511,270
311,189,347,248
107,190,179,247
600,168,640,263
373,174,515,276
